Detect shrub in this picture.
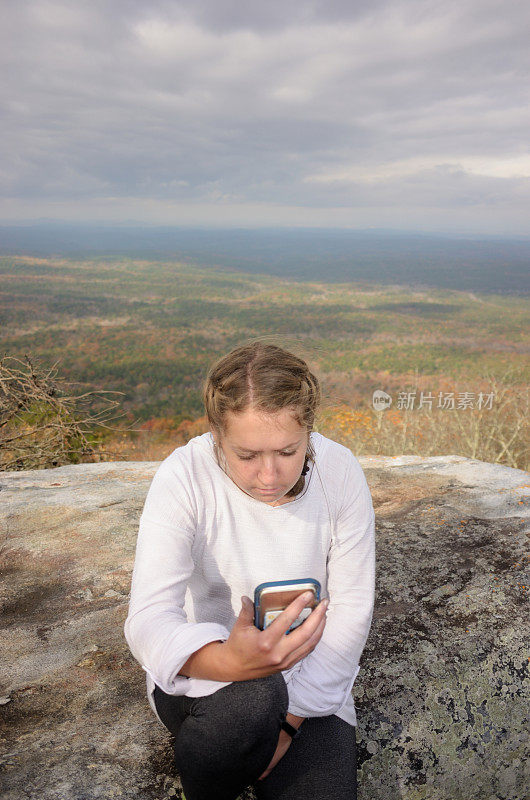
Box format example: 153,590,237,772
0,355,124,470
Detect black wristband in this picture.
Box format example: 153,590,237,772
281,719,302,740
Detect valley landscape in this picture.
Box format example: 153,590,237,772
1,235,528,470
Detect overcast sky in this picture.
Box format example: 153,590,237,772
2,0,530,234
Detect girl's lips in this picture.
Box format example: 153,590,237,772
256,487,279,493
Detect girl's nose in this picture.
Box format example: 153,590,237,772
258,458,278,482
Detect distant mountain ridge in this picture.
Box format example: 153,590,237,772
1,224,529,294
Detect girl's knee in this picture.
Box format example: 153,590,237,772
246,672,289,720
173,683,283,785
174,672,288,759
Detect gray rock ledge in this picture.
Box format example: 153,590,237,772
0,456,528,800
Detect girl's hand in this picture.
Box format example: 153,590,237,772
218,591,328,681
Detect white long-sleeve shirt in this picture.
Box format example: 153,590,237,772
124,430,375,727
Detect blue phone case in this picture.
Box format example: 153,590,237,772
254,578,321,633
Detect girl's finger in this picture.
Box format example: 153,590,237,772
265,591,315,641
282,612,327,666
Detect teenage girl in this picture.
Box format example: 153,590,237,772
125,341,376,800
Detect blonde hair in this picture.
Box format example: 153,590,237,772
202,340,321,498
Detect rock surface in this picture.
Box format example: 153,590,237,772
0,455,528,800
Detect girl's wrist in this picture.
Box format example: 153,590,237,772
178,640,236,681
286,712,305,728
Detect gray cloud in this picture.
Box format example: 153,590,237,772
1,0,529,233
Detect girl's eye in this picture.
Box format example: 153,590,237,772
237,450,296,461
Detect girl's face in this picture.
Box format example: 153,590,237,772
213,406,309,506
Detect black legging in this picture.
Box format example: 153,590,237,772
153,672,357,800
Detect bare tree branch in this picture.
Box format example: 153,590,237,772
0,354,131,471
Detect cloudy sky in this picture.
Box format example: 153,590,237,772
2,0,530,233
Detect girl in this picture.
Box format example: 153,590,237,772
124,341,375,800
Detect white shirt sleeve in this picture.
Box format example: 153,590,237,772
123,459,230,695
285,454,376,717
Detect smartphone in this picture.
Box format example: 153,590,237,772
254,578,321,635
